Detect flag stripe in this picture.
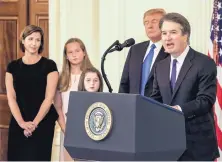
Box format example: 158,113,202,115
216,80,222,111
214,109,222,151
209,0,222,160
215,98,222,131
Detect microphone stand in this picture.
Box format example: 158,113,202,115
101,40,119,93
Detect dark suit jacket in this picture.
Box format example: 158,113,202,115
118,41,168,97
151,47,219,160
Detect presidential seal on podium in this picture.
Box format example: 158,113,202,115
85,102,113,141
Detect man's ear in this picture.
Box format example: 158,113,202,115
183,34,188,43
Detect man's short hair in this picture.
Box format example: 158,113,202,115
143,8,166,20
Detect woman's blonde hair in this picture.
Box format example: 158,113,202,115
58,38,93,92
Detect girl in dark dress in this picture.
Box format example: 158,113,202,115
5,25,59,161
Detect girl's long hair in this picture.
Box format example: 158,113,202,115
78,67,103,92
58,38,93,92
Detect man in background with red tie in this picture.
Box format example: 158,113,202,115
119,8,168,97
151,12,219,160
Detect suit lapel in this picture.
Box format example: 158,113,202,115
162,57,172,102
171,48,194,101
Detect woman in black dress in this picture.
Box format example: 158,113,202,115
5,25,60,161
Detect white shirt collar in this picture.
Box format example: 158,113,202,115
170,46,190,64
149,40,162,50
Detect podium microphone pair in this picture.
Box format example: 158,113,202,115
101,38,135,93
109,38,135,53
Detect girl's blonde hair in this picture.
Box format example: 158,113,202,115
58,38,93,92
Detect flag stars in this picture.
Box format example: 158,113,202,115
218,37,222,45
217,13,221,20
216,25,220,31
219,48,222,57
218,2,222,9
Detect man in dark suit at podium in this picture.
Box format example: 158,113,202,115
151,12,219,160
119,8,168,97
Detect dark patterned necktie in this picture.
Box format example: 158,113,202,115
171,59,177,91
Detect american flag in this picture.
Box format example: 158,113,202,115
209,0,222,159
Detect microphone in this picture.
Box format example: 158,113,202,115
101,38,135,93
109,38,135,53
